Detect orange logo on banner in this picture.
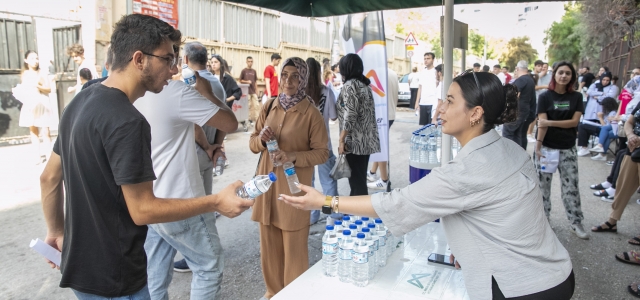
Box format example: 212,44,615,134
366,70,386,97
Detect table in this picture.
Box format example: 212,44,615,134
273,222,469,300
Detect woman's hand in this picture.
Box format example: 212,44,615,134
273,151,296,164
535,143,544,161
449,254,461,269
629,134,640,150
338,142,346,155
259,126,275,143
278,184,325,210
537,119,550,128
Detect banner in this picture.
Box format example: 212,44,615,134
133,0,179,29
340,12,389,162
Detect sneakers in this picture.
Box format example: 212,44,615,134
606,160,615,166
367,178,388,190
591,154,607,161
589,145,604,153
570,223,590,239
601,196,614,203
590,181,612,190
173,259,191,273
577,148,590,157
366,171,378,182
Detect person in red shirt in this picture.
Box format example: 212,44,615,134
264,53,281,99
502,66,513,84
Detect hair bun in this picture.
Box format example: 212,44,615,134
495,84,519,124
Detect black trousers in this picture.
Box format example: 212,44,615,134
345,153,370,196
503,118,533,149
492,270,575,300
419,105,432,125
409,88,419,108
577,120,601,147
608,148,627,188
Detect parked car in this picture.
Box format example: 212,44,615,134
397,73,411,106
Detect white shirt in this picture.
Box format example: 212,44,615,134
387,68,399,121
408,72,420,88
496,72,506,85
134,80,220,198
418,67,438,106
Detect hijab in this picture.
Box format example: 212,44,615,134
278,57,310,111
596,72,612,92
624,75,640,94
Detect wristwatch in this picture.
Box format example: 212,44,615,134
322,195,333,214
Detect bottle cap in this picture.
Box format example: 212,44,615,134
268,172,277,182
361,217,369,221
326,225,334,231
349,224,357,229
368,223,376,228
343,216,350,221
343,230,351,236
362,228,370,233
355,220,363,225
357,233,365,239
334,220,342,226
182,64,189,69
375,218,383,224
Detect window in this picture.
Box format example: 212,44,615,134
0,18,36,71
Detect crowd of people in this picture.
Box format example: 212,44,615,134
16,11,640,300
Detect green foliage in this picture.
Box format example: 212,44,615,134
469,30,496,60
499,36,539,70
429,35,443,59
544,3,582,64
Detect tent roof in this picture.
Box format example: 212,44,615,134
222,0,563,17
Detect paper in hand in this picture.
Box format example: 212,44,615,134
29,238,61,267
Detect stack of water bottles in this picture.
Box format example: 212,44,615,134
321,216,402,287
410,124,462,164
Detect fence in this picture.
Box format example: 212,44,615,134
0,18,36,72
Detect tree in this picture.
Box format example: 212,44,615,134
499,36,538,70
544,3,582,64
469,30,496,60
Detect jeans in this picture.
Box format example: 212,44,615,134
310,150,340,224
197,148,214,195
598,124,616,151
144,213,224,300
72,285,151,300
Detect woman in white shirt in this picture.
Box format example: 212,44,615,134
408,67,419,109
585,72,619,120
281,71,574,300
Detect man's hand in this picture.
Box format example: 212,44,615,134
205,144,222,161
212,148,226,164
213,181,254,218
193,71,213,97
67,86,75,94
44,234,63,269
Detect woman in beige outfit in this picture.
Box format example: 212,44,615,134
249,57,328,299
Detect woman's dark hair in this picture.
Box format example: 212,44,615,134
548,61,577,92
435,64,443,74
22,50,39,71
453,72,518,133
601,97,619,116
339,54,370,85
305,57,323,104
210,55,226,78
79,68,93,81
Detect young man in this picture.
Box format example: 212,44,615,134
579,66,595,95
502,66,513,84
482,65,490,72
240,56,259,125
502,60,536,149
528,62,553,142
493,64,506,85
473,63,482,72
415,52,438,125
66,44,99,95
264,53,281,100
39,14,252,299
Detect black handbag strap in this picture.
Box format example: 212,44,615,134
255,98,277,176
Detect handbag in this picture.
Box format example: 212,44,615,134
254,98,276,176
632,147,640,163
329,154,351,180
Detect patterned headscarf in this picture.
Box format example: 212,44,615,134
278,57,310,111
625,75,640,94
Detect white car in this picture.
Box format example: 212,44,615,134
397,73,411,106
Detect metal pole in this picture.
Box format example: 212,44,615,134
440,0,454,165
461,49,466,72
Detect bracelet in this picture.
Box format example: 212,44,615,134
331,196,340,214
324,195,332,207
537,140,543,142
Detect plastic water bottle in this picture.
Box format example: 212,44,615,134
236,172,277,200
322,225,338,277
334,220,344,237
214,156,225,176
428,135,437,164
352,233,369,287
419,134,428,163
266,135,282,167
283,162,301,194
354,220,363,232
410,133,418,162
361,217,370,224
349,224,358,238
385,226,394,257
367,223,380,271
338,230,354,283
181,65,196,85
342,216,351,228
375,219,387,266
362,228,377,279
436,127,442,162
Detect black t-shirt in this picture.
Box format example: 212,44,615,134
513,75,537,121
53,83,156,297
581,73,595,89
537,90,584,149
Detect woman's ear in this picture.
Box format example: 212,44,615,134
472,106,485,121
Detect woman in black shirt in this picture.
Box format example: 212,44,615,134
535,61,588,239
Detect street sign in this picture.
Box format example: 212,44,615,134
407,50,414,58
406,45,414,51
405,32,418,46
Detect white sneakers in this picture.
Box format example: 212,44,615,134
367,178,388,190
570,223,590,239
577,148,590,156
591,154,607,161
589,145,604,153
367,171,378,182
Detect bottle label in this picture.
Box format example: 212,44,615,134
244,180,262,199
322,242,338,255
378,235,386,246
284,166,296,176
339,248,352,260
266,140,278,152
184,76,196,86
352,250,368,264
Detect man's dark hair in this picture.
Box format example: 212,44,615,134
473,63,481,68
584,66,590,71
424,52,435,59
322,58,330,64
482,65,490,72
435,64,443,73
184,42,208,66
247,56,253,60
109,14,182,72
331,64,337,72
271,53,282,61
494,64,501,69
79,68,93,81
502,66,509,71
534,60,544,67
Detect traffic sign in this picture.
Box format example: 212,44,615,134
407,51,414,58
405,32,419,46
406,45,414,51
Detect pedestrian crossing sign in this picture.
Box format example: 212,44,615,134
405,32,419,46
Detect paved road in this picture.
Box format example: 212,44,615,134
1,109,639,299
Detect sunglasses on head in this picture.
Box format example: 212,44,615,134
457,69,485,106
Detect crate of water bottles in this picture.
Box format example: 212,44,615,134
409,124,461,183
320,215,402,287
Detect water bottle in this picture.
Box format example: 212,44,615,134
419,134,428,163
375,219,387,266
436,127,442,162
351,233,369,287
428,135,437,164
354,220,363,232
283,162,301,194
236,172,277,200
214,156,225,176
334,220,344,237
322,225,339,277
342,216,351,228
362,228,377,279
540,148,548,172
181,65,196,85
361,217,370,225
410,133,418,162
349,224,358,238
266,135,282,167
385,225,394,257
367,223,380,270
338,230,354,283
